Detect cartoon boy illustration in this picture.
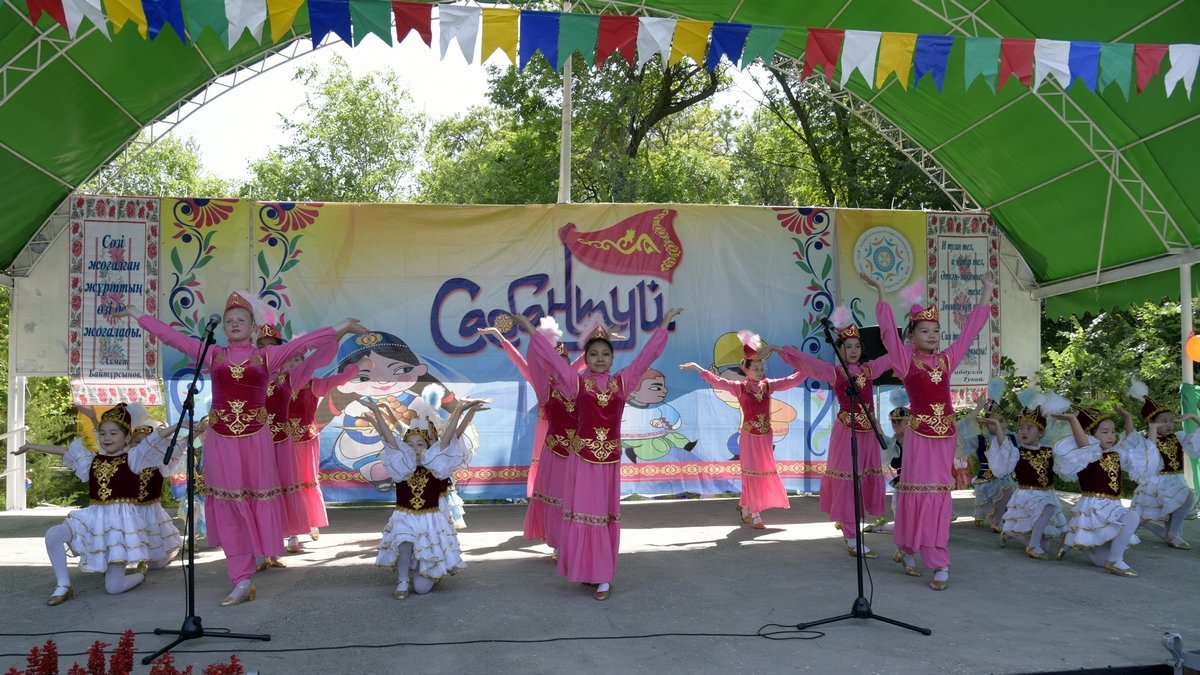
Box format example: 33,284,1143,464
621,368,696,463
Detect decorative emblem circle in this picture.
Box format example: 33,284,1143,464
853,226,913,292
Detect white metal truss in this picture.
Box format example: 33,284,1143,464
0,0,99,108
5,33,339,276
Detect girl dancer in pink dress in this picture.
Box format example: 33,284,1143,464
682,331,806,530
866,271,993,591
531,308,683,600
123,292,364,605
778,323,893,556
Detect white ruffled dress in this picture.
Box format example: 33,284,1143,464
1053,433,1141,551
62,434,185,573
985,437,1067,538
375,436,470,580
1127,429,1200,522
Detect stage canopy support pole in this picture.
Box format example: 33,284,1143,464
557,1,573,205
5,281,28,509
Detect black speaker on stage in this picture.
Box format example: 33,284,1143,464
855,325,901,386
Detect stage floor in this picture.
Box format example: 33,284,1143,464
0,493,1195,674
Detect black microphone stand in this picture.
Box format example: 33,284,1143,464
796,319,930,636
144,320,270,665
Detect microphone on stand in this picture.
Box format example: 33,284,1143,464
205,313,221,333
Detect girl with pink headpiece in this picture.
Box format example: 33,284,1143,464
774,313,895,557
121,291,365,606
530,307,683,601
682,331,807,530
864,271,994,591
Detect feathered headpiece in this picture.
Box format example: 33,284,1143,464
223,290,275,326
402,417,440,447
1017,406,1047,431
1039,391,1072,416
256,324,285,345
1130,377,1170,422
888,388,910,420
1075,406,1109,434
738,330,765,361
578,314,614,346
126,402,157,437
982,378,1006,418
828,307,860,342
898,280,937,323
99,403,133,433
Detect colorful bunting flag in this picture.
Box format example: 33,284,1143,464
185,0,224,43
438,5,480,63
1135,43,1168,93
229,0,267,45
596,14,637,67
876,32,916,89
1034,39,1070,90
25,0,67,30
392,1,432,46
61,0,108,38
142,0,186,41
519,10,559,71
637,16,675,69
105,0,148,38
558,12,599,70
914,34,953,91
840,30,881,88
481,7,518,64
740,25,784,70
670,19,712,67
964,37,1000,90
999,38,1034,91
803,28,844,83
1164,44,1200,99
1068,41,1101,91
267,0,303,43
708,22,751,72
351,0,391,45
1099,42,1134,99
308,0,350,46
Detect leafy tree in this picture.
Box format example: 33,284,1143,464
79,131,232,197
240,55,425,202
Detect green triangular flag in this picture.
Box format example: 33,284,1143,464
1099,42,1133,100
186,0,227,45
558,13,599,70
964,37,1000,90
740,25,785,69
351,0,392,46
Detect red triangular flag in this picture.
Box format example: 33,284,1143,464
998,37,1034,91
597,14,637,67
1134,43,1168,94
392,0,432,47
802,28,845,83
558,209,683,282
25,0,66,29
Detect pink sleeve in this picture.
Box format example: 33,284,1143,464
570,353,587,372
697,368,741,395
780,346,837,383
944,302,990,373
497,337,533,386
138,314,209,365
265,327,336,374
863,353,896,382
876,301,911,377
619,327,669,391
766,368,808,393
311,365,359,398
531,331,578,397
290,338,341,389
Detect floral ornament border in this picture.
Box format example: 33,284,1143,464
67,196,161,406
254,202,321,337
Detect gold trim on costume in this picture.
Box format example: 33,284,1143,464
584,376,619,407
741,414,771,434
896,482,953,493
563,509,620,526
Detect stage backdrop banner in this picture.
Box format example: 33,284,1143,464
68,195,162,406
152,201,991,502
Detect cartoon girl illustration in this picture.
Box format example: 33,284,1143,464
707,332,799,459
316,331,460,492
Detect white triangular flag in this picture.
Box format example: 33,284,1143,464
438,5,480,64
1034,39,1071,89
226,0,267,45
637,17,676,69
62,0,109,39
1164,44,1200,99
839,30,881,88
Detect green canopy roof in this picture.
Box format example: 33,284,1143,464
2,1,1196,317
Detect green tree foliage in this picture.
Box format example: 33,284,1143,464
79,131,232,197
240,55,425,202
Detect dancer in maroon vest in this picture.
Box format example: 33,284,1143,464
1127,382,1200,550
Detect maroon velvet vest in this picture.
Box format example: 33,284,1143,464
544,382,578,459
1014,446,1054,489
902,353,955,438
289,383,320,443
573,372,626,464
394,465,450,514
1077,450,1122,499
834,364,875,432
1156,434,1185,474
265,370,294,444
738,378,773,436
89,453,163,505
209,349,270,437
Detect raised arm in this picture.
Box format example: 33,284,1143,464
681,362,740,395
765,367,809,393
530,329,579,398
779,346,836,383
982,419,1018,475
134,311,207,364
13,442,67,457
480,326,533,384
1050,412,1100,478
423,435,470,479
874,298,911,379
289,338,341,390
944,276,994,372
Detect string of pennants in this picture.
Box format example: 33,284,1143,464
23,0,1200,99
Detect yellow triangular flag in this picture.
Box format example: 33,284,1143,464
876,32,917,89
669,19,712,66
481,7,518,65
267,0,305,43
105,0,148,37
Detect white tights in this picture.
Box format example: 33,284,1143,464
395,542,435,594
1086,510,1139,567
1142,491,1198,542
46,523,164,595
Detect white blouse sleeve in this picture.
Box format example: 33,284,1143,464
379,441,418,483
985,435,1019,476
127,432,187,475
1178,429,1200,458
1117,433,1158,482
63,438,94,482
1052,435,1101,480
422,436,470,479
